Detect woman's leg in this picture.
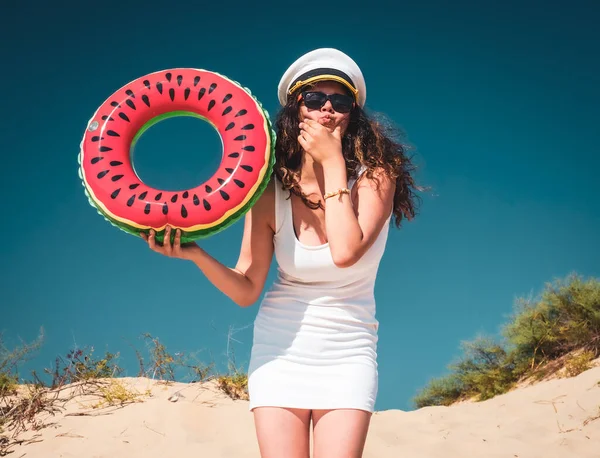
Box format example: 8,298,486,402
311,409,372,458
252,407,312,458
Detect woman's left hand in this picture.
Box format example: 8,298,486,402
298,118,344,165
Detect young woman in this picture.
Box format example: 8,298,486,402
141,48,420,458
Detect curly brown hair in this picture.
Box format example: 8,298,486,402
273,85,422,228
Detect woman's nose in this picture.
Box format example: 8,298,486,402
320,100,334,113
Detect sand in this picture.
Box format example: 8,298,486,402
4,365,599,457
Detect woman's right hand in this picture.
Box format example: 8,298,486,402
140,225,201,261
136,181,275,307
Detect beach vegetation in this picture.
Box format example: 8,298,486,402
414,273,600,408
0,330,243,455
90,379,148,409
563,350,596,377
216,358,249,401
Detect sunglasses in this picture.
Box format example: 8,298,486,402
299,91,355,113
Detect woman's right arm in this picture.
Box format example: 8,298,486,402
141,180,275,307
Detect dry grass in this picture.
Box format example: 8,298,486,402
87,379,150,410
216,372,249,401
0,330,247,455
583,405,600,427
563,350,596,378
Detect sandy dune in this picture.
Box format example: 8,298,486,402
7,365,600,457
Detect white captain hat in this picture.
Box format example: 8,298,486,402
277,48,367,107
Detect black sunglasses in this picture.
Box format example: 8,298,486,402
300,91,355,113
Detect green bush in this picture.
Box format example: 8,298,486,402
412,373,464,407
413,273,600,408
503,274,600,366
413,337,520,408
450,338,519,401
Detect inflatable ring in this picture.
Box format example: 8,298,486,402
78,68,275,243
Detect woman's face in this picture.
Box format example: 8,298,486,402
298,81,354,135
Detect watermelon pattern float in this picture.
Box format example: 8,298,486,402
78,69,275,243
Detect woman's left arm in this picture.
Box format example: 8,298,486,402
299,118,395,268
322,157,395,268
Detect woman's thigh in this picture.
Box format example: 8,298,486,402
252,407,312,458
311,409,372,458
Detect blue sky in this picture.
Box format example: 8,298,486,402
2,0,598,411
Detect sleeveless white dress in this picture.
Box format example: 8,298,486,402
247,167,391,412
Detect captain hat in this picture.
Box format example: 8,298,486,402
278,48,367,108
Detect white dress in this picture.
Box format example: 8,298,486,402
247,167,391,412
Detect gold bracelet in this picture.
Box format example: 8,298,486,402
323,188,350,201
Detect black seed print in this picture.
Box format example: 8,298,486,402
225,168,233,174
91,136,102,142
241,124,255,130
177,75,183,86
139,191,148,200
101,115,114,121
219,190,230,200
209,83,217,94
234,179,245,188
217,178,225,185
111,188,121,199
156,82,163,94
126,100,136,110
181,205,188,218
235,109,247,117
225,122,235,131
193,194,200,205
109,161,123,166
205,185,212,193
107,130,120,136
184,88,190,100
182,191,189,198
91,157,103,164
119,112,130,122
242,146,255,151
169,88,175,101
127,195,136,206
99,146,112,152
155,192,162,200
111,174,124,182
228,152,239,158
234,135,246,141
208,100,215,111
97,170,109,179
144,80,151,89
222,94,232,103
129,183,140,190
166,72,172,82
222,106,232,116
203,199,211,210
198,88,206,100
171,194,178,203
241,165,253,172
194,76,200,86
162,203,168,215
126,89,135,98
110,101,120,108
142,95,150,107
144,203,151,214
